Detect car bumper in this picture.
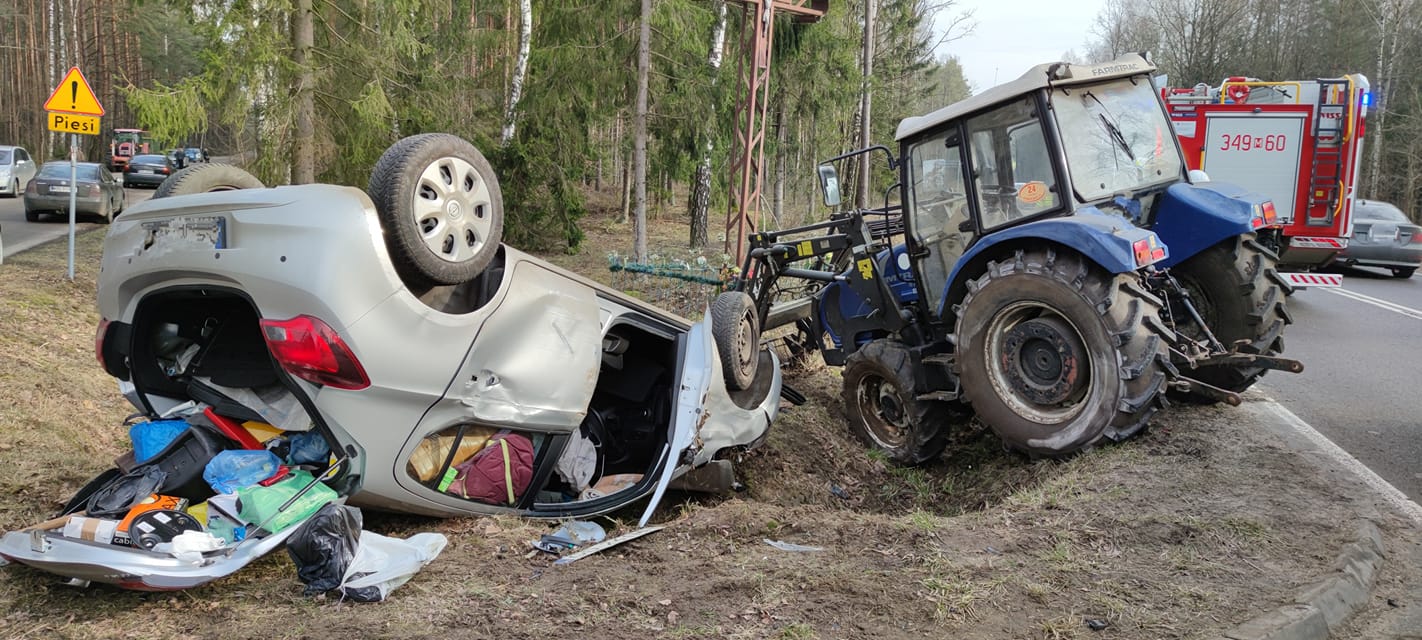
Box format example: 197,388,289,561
1337,243,1422,268
0,177,17,195
123,173,168,186
24,194,103,214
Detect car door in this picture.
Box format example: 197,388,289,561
15,148,36,187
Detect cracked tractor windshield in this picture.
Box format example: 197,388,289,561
1054,78,1182,201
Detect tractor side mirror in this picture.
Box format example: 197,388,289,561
817,164,841,208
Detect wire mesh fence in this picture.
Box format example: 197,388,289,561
606,253,732,319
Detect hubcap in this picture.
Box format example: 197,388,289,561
734,313,756,373
413,156,494,263
857,374,909,448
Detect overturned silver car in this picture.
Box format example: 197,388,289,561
0,134,781,590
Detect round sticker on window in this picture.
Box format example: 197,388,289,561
1018,181,1048,204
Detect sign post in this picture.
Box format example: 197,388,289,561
42,66,105,280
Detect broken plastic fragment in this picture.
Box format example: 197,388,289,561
763,539,824,552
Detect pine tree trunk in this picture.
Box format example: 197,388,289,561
773,104,785,227
501,0,532,147
621,157,633,224
633,0,651,261
688,0,727,248
292,0,315,184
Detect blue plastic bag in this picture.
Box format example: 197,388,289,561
203,449,281,494
287,432,331,466
129,419,191,463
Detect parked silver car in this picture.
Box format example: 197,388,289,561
0,134,781,590
1336,199,1421,278
0,145,38,197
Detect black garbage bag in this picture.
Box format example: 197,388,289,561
85,466,168,518
286,503,362,596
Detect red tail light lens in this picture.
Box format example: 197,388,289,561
1261,201,1278,226
95,318,111,368
259,316,370,390
88,184,100,197
1132,235,1166,267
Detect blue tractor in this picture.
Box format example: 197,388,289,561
710,54,1301,461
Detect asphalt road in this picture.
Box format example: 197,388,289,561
0,186,154,260
1258,266,1422,501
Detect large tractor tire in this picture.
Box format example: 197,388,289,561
1167,234,1290,403
954,248,1172,457
842,339,951,465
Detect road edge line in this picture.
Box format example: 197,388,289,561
1255,399,1422,526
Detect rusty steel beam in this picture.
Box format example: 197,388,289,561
723,0,825,264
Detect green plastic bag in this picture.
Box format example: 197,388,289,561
237,470,338,534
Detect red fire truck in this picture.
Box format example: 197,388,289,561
1164,74,1370,288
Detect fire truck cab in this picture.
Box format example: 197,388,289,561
1164,75,1369,288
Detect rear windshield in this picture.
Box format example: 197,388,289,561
39,163,101,180
1356,202,1410,223
131,154,166,164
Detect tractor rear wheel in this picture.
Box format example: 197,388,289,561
843,339,951,465
954,249,1171,457
1167,234,1290,403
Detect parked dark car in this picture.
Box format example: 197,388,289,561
123,153,175,188
1337,199,1421,278
24,161,126,223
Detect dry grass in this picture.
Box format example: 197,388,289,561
0,214,1407,639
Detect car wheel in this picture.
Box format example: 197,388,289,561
368,133,504,287
1392,267,1416,279
24,206,38,222
843,339,951,465
711,291,760,390
955,248,1171,457
154,163,264,198
4,179,16,198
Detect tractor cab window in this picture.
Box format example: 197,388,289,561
906,133,971,316
1053,77,1183,202
965,98,1061,230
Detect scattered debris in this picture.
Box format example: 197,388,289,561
830,484,850,500
764,539,824,552
1085,618,1110,631
553,526,665,565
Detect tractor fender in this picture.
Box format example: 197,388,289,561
937,209,1161,318
1151,181,1267,268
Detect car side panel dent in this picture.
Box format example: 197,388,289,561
458,262,602,430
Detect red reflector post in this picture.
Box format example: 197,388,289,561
260,316,370,390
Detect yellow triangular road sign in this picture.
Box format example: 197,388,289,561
43,67,105,116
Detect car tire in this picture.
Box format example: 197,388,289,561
24,207,38,222
954,248,1172,457
154,163,265,199
711,291,760,390
4,179,16,198
1166,234,1290,403
1392,267,1416,279
368,133,504,287
843,339,951,465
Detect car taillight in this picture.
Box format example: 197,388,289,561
95,318,111,368
160,167,170,174
1132,234,1167,267
260,315,370,390
88,184,100,197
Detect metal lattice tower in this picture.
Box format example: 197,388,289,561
723,0,826,263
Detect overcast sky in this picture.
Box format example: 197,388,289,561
936,0,1108,94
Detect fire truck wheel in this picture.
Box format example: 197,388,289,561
155,164,265,199
955,248,1172,457
711,291,761,390
1167,234,1290,403
843,339,951,465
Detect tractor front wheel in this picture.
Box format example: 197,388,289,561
842,339,951,465
1167,234,1290,402
955,249,1171,457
